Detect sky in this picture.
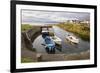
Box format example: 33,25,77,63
22,10,90,25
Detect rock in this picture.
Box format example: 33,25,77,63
36,54,42,61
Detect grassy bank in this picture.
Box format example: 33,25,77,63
21,57,34,63
57,23,90,41
21,24,33,31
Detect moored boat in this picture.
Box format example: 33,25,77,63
66,35,79,44
50,36,62,45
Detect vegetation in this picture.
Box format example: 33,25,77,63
21,57,35,63
57,23,90,41
21,24,33,31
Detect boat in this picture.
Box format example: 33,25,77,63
42,36,56,52
66,35,79,44
41,26,62,45
50,36,62,45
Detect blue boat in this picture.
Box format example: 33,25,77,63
42,36,56,53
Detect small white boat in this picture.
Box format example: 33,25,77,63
66,35,79,44
50,36,62,45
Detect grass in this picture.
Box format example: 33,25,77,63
57,23,90,41
21,24,33,31
21,57,34,63
21,24,41,34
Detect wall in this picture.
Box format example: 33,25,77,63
0,0,99,73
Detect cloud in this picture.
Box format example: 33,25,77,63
22,10,90,24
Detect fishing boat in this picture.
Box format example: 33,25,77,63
66,35,79,44
41,26,62,45
42,36,56,51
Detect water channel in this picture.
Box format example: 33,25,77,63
33,26,90,54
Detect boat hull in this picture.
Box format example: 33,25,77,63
66,36,79,44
